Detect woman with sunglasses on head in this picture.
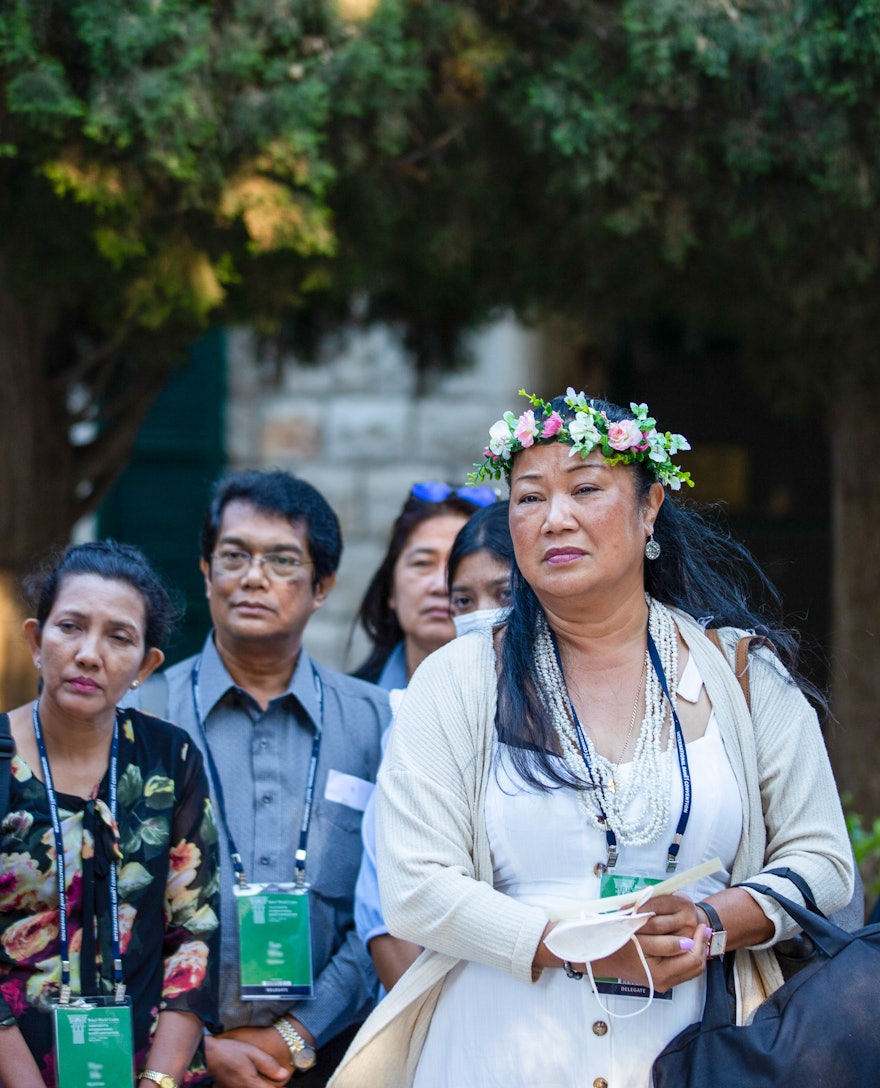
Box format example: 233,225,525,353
355,502,514,993
330,390,852,1088
0,541,220,1088
352,482,497,689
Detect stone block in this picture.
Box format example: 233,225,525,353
325,394,412,464
259,401,323,462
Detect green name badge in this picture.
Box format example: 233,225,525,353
595,872,672,1001
52,998,134,1088
235,882,314,1001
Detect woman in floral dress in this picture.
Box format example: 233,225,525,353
0,541,220,1088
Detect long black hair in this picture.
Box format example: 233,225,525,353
496,393,825,791
353,490,483,683
447,501,514,593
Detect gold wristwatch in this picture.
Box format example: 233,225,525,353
138,1072,179,1088
273,1016,318,1072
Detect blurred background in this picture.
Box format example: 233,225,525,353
2,0,878,885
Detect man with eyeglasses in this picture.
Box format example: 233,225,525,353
128,469,388,1088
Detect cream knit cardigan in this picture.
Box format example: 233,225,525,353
329,609,853,1088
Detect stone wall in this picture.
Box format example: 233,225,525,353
225,318,546,671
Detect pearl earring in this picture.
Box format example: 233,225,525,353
131,680,140,689
35,661,41,670
645,534,661,561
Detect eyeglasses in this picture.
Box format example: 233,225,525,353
410,481,499,508
211,548,313,581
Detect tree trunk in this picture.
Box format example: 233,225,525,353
0,264,76,706
828,377,880,821
0,265,169,706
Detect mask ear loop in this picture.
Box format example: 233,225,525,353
583,935,655,1019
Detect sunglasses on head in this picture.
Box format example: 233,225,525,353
410,481,499,508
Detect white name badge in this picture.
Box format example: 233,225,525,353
594,873,672,1001
324,769,374,813
235,882,314,1001
52,997,134,1088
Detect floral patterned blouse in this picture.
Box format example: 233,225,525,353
0,708,221,1087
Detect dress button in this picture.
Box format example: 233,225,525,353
259,738,268,749
592,1021,608,1036
593,1079,608,1088
260,856,270,866
262,794,272,805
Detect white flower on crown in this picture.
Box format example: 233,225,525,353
565,386,589,410
568,410,602,451
469,389,693,489
488,416,515,458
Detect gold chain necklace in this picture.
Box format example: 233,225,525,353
607,652,648,794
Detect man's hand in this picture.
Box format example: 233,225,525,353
205,1029,292,1088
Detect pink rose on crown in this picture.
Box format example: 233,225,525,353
514,410,539,447
607,419,647,451
541,411,564,438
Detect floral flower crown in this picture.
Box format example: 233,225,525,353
469,388,694,490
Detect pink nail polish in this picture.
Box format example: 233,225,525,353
679,937,695,951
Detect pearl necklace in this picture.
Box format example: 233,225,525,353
533,597,678,852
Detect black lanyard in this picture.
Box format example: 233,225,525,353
554,631,692,872
32,701,125,1004
190,659,323,889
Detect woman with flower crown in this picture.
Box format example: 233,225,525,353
328,390,853,1088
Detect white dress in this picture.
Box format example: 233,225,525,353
413,654,742,1088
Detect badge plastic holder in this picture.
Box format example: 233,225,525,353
51,996,134,1088
235,881,315,1001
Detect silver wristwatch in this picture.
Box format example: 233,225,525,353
273,1017,318,1072
697,900,728,958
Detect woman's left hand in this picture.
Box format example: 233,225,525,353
590,893,710,991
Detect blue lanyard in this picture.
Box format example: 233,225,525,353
553,631,692,872
190,659,323,889
31,701,125,1004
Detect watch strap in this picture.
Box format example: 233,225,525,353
138,1071,178,1088
697,900,727,957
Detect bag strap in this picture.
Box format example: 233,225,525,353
0,714,14,821
705,628,775,711
738,877,851,960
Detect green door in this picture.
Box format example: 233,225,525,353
99,328,226,665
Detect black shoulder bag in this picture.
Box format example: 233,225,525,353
651,867,880,1088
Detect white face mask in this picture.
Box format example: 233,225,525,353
543,908,653,963
452,607,510,638
543,908,657,1019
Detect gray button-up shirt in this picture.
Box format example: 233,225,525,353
129,633,389,1045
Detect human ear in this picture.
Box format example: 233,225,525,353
22,618,42,669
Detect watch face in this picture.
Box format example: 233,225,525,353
293,1045,317,1071
709,930,727,957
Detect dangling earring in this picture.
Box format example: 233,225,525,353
131,679,140,689
645,534,661,561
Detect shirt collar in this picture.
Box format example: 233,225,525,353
197,631,321,731
377,642,408,691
